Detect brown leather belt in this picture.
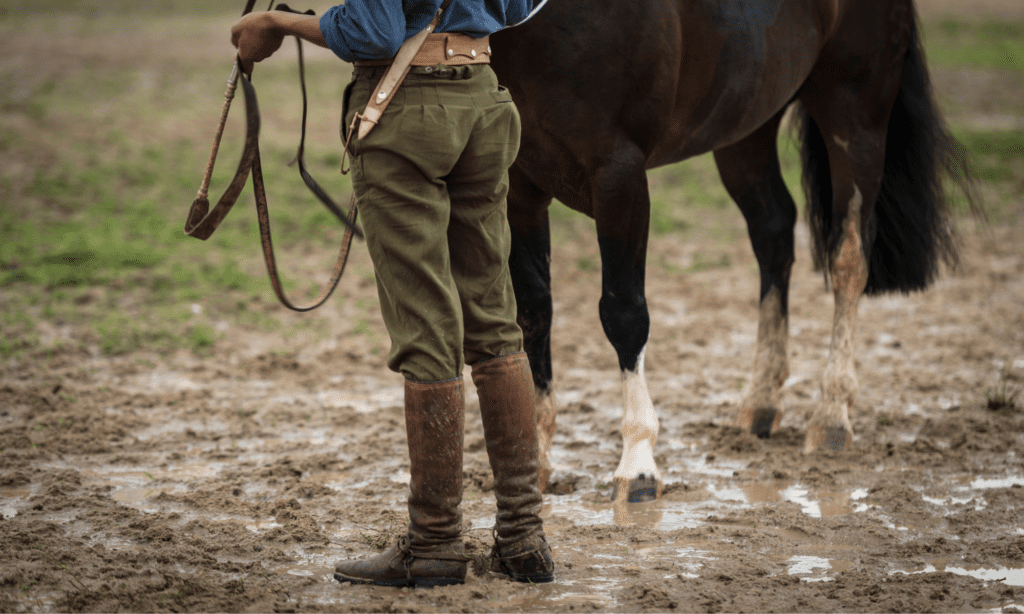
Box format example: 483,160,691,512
353,33,492,67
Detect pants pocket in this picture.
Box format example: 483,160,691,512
492,85,514,104
340,79,356,150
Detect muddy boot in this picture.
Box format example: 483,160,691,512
334,377,468,588
471,352,555,583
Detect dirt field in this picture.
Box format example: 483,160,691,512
2,1,1024,613
3,219,1023,612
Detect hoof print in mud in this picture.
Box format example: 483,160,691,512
751,408,780,439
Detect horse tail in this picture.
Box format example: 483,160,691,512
798,8,976,294
796,104,832,279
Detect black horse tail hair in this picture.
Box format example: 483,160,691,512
797,8,977,294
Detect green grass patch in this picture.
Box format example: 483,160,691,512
923,19,1024,70
687,252,732,273
0,5,356,359
957,129,1024,162
955,129,1024,195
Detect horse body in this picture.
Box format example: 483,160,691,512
490,0,965,501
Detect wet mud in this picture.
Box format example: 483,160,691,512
2,218,1022,612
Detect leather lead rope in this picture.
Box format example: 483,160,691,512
185,2,361,312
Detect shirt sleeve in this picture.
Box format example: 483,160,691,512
319,2,407,63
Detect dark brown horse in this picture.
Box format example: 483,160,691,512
490,0,970,502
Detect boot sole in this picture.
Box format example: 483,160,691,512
334,573,464,588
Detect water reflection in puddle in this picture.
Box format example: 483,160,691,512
736,482,857,519
787,555,855,582
776,486,854,519
111,487,163,505
542,494,705,531
0,488,31,518
970,476,1024,490
540,575,620,610
892,561,1024,587
544,479,877,531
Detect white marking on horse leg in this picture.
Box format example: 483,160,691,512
613,345,661,498
737,286,789,436
807,184,866,453
534,386,556,493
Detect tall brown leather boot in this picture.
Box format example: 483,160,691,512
334,377,468,588
471,352,555,583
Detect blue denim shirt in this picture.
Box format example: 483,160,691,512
320,0,533,62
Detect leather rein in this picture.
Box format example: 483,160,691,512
184,1,361,312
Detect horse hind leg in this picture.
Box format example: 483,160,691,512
798,111,887,454
592,140,661,503
713,111,796,439
809,173,870,453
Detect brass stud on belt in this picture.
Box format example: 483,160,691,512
487,46,492,54
377,91,387,101
471,49,477,57
448,49,454,57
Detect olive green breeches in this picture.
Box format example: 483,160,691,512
343,64,524,382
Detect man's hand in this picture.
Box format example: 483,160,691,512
231,12,285,73
231,11,328,73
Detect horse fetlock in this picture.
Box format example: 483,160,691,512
821,358,858,404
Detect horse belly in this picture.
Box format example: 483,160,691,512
652,0,827,165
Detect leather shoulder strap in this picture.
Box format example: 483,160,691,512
356,0,454,139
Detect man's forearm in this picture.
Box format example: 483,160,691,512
269,12,328,49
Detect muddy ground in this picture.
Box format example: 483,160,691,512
2,212,1023,613
3,1,1024,613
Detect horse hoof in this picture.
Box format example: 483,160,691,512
805,423,852,453
738,407,782,439
612,474,661,503
751,408,780,439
